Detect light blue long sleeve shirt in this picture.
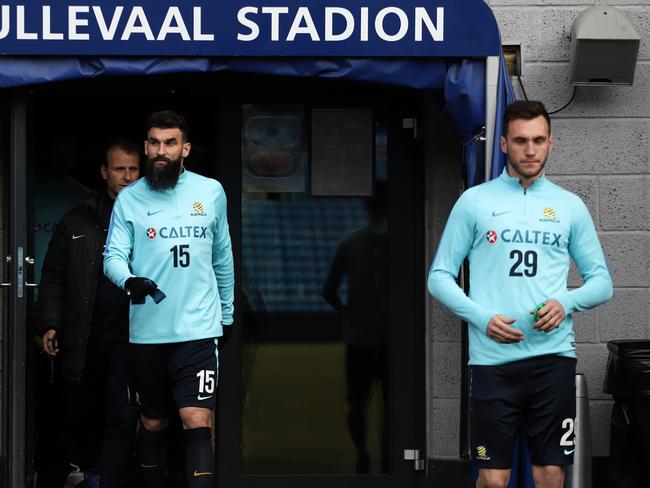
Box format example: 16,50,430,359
428,169,613,365
104,170,234,344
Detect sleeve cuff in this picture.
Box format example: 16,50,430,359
554,293,575,316
475,310,495,334
118,274,136,290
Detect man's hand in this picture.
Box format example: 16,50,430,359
125,277,158,303
41,329,59,357
486,315,525,344
531,299,565,333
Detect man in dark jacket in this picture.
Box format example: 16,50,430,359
37,140,141,487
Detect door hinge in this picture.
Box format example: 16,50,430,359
402,118,420,139
403,449,425,471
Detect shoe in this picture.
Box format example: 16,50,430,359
63,464,84,488
81,469,100,488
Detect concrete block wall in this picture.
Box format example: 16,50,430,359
426,103,466,459
428,0,650,460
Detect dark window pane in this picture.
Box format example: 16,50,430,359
241,108,389,475
311,109,373,196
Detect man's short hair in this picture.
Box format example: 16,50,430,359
145,110,189,142
503,100,551,137
103,139,141,167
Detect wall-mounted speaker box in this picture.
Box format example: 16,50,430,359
570,6,640,86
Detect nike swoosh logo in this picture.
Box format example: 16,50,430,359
72,234,86,239
197,394,214,401
147,210,162,216
193,470,213,477
492,211,511,217
564,449,575,455
141,463,159,468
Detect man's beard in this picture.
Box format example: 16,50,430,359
145,156,182,191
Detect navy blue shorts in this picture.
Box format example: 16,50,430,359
130,338,219,419
470,355,576,468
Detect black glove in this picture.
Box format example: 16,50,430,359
125,277,158,304
218,325,232,351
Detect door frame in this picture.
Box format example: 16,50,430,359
1,75,429,488
5,94,31,488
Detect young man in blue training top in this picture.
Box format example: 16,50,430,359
104,111,234,488
428,100,613,488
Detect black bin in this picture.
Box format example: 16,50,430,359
604,340,650,487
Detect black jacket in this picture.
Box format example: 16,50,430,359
36,190,126,382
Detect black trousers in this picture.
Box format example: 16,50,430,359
36,339,138,485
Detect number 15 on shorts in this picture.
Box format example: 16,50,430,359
197,369,216,396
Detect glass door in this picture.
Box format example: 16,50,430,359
216,81,426,488
241,104,386,476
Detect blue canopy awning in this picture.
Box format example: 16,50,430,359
0,56,452,90
0,0,514,187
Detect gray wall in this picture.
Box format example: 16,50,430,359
425,99,465,460
428,1,650,459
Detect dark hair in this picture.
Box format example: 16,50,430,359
503,100,551,137
103,139,141,166
145,110,189,141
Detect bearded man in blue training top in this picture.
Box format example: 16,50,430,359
428,100,612,488
104,111,234,488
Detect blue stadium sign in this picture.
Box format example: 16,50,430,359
0,0,500,56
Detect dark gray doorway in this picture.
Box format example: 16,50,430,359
2,73,427,488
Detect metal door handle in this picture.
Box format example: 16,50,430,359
25,282,38,288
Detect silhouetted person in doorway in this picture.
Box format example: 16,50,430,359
323,185,389,474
